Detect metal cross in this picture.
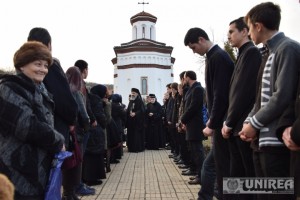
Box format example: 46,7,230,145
138,0,149,12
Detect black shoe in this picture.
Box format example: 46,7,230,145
182,168,190,173
168,154,174,158
165,146,171,150
62,195,73,200
178,164,189,169
182,170,197,176
62,193,81,200
110,159,120,164
175,160,185,165
189,175,198,180
188,177,201,185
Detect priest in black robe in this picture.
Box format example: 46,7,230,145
126,88,145,152
145,94,163,150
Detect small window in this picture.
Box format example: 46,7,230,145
142,27,145,38
141,77,148,95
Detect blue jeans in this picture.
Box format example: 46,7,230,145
198,148,216,200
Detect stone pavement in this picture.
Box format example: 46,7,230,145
80,149,201,200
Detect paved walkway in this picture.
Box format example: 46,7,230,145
80,149,200,200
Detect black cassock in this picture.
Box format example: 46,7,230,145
145,101,163,150
126,97,145,152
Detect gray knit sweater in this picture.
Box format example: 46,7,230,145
246,32,300,148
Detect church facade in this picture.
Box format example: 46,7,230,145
112,11,175,105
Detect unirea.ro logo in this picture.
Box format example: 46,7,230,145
223,177,294,194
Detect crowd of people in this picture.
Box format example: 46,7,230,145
0,2,300,200
178,2,300,200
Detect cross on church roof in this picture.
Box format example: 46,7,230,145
138,0,149,12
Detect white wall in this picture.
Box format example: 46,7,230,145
132,21,156,40
114,67,173,106
117,52,172,66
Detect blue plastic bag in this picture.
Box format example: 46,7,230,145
44,151,72,200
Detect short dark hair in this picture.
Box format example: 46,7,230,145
14,41,52,72
171,82,178,90
74,59,88,73
230,17,249,32
166,83,171,88
185,70,197,80
184,28,209,46
27,27,51,46
179,71,186,80
245,2,281,31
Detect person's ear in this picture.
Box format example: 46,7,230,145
47,42,52,52
255,22,262,32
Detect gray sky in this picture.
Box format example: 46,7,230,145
0,0,299,85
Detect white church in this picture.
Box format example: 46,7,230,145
112,11,175,106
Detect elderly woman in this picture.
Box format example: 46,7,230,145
0,41,65,200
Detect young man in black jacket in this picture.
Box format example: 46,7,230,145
184,28,234,200
222,17,262,200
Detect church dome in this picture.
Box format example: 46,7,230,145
130,11,157,25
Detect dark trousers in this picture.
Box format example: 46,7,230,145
228,135,255,200
291,151,300,198
253,147,293,200
179,133,190,165
63,141,83,195
228,135,255,177
168,127,176,153
189,140,205,174
213,129,230,200
15,194,43,200
198,148,216,200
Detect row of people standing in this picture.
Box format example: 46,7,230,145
0,27,126,200
180,2,300,200
164,71,207,186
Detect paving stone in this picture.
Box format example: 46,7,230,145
80,148,217,200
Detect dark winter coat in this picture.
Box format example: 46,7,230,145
181,81,205,141
0,74,64,197
111,101,126,140
43,58,77,148
145,101,163,149
276,75,300,197
225,41,262,135
86,93,107,154
205,45,234,129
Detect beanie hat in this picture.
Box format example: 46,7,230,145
149,94,156,98
91,84,107,98
13,41,52,72
131,88,140,95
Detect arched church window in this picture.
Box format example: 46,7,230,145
142,26,145,38
141,77,148,95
